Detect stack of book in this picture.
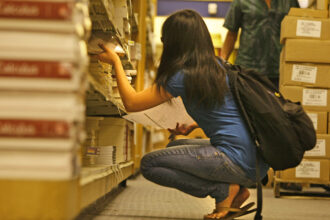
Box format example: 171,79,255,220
96,145,116,165
97,117,130,165
0,0,91,180
88,56,113,100
82,117,103,166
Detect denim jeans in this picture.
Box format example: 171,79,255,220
141,139,255,203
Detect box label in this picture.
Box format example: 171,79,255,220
296,20,322,38
305,139,326,157
292,64,317,83
306,113,318,129
303,89,327,106
295,161,320,178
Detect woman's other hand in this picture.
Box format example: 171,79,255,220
168,122,198,136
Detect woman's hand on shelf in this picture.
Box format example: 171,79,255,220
97,43,121,65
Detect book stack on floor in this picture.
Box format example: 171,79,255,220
0,0,90,180
278,7,330,183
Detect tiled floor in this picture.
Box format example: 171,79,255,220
77,174,330,220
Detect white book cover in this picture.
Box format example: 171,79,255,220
0,91,85,121
0,137,79,151
0,31,88,63
123,97,195,129
0,150,77,169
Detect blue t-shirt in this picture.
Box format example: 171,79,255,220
165,71,269,181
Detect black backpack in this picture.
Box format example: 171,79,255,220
218,58,316,220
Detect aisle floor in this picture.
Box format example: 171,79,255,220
77,174,330,220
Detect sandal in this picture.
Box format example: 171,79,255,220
203,202,256,220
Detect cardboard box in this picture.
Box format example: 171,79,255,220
281,85,330,111
328,116,330,134
305,134,330,158
306,111,328,133
280,62,330,88
281,16,330,43
288,8,329,18
284,39,330,63
317,0,329,10
279,159,329,182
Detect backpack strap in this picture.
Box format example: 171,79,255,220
255,149,263,220
224,64,263,220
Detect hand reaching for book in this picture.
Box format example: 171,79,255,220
97,43,121,65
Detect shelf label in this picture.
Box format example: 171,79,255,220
305,139,326,157
306,113,318,129
296,20,321,38
292,64,317,83
302,88,327,106
295,161,320,178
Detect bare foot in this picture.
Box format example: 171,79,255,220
204,184,240,219
231,187,250,208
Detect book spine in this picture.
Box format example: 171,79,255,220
0,1,73,20
0,60,73,79
0,119,70,138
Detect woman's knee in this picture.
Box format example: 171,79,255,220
140,154,150,171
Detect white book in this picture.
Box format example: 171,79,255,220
123,97,195,129
0,31,88,62
0,91,85,121
0,150,77,169
0,137,78,151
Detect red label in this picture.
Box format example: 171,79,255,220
0,60,73,79
0,1,73,20
0,119,70,138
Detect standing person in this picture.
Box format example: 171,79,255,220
97,9,268,220
221,0,300,88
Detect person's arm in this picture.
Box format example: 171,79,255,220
97,44,172,112
220,30,238,60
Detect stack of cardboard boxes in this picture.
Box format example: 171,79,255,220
278,8,330,184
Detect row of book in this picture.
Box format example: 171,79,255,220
82,117,132,167
0,0,91,180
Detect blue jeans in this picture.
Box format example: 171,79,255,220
141,139,255,203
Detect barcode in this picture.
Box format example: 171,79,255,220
309,94,321,99
298,70,311,76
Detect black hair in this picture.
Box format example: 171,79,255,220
155,9,228,109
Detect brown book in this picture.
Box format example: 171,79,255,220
0,0,74,20
0,60,73,79
0,119,70,138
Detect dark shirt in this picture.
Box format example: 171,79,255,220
224,0,299,78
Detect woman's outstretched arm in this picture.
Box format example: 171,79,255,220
97,44,172,112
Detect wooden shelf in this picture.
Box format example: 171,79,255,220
80,161,134,210
0,178,80,220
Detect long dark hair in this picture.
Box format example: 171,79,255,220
155,9,227,109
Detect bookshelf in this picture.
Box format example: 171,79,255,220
0,0,156,219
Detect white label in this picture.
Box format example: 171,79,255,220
295,161,320,178
296,20,322,38
305,139,326,156
292,65,317,83
306,113,318,129
302,89,327,106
